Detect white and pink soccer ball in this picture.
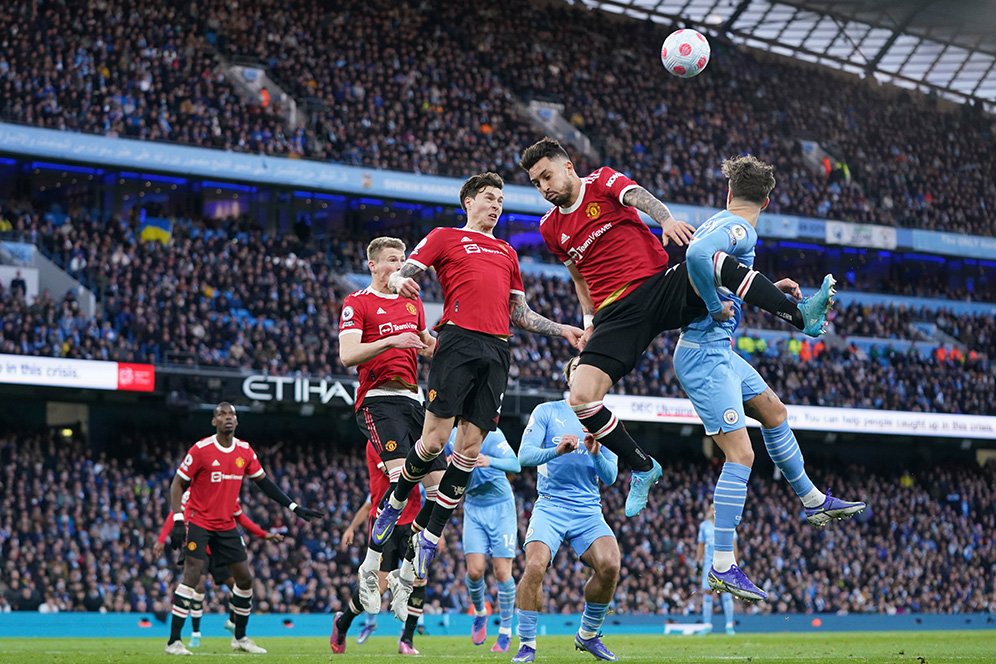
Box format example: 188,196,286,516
661,28,711,79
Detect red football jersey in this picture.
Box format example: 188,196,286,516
339,287,427,410
365,442,420,529
539,167,669,311
176,435,264,531
408,227,524,336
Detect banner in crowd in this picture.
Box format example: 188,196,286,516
0,354,155,392
602,394,996,440
825,220,898,250
3,122,996,259
241,374,357,406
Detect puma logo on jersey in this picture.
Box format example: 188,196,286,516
560,233,570,244
212,460,221,466
377,307,387,315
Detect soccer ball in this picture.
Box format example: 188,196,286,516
661,29,711,78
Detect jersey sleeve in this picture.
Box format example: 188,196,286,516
697,522,706,543
157,512,174,545
590,444,618,486
407,228,443,271
176,444,200,482
245,446,265,479
487,430,522,473
509,248,525,296
236,511,269,539
416,298,428,333
519,405,558,467
686,221,753,315
339,293,364,337
597,167,639,206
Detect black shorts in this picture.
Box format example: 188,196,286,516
581,262,706,383
380,524,413,572
426,325,511,432
356,395,425,462
183,523,248,568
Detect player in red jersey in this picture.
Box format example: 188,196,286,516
330,441,427,656
164,402,324,656
370,172,584,581
520,137,835,517
333,236,443,650
153,492,283,649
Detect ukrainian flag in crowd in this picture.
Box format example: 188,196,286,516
140,217,172,244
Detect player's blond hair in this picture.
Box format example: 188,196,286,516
721,155,775,205
366,237,406,262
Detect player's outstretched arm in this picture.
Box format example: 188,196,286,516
566,263,595,329
686,229,738,319
340,498,371,550
484,432,522,473
387,261,426,298
252,473,325,522
510,292,584,348
622,186,694,246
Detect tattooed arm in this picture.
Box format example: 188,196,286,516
510,292,584,348
622,185,695,246
388,261,426,298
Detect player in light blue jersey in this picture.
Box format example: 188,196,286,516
697,506,735,635
512,358,620,663
445,428,520,653
678,156,865,602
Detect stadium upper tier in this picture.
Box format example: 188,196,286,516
0,0,991,236
1,206,993,415
1,432,991,615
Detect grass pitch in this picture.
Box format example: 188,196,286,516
0,631,993,663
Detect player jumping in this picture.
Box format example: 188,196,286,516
445,428,520,652
370,172,583,581
164,402,324,656
336,236,448,622
519,137,835,517
678,156,865,602
514,357,621,663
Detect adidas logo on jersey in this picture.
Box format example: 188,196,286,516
376,307,387,315
560,233,571,244
461,236,472,242
212,460,221,466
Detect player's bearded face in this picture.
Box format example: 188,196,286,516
529,159,573,207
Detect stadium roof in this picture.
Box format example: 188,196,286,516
579,0,996,110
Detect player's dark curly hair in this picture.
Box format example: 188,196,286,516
459,172,504,211
519,136,571,172
722,155,775,205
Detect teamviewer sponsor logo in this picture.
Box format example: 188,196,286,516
379,321,419,336
567,222,613,263
211,472,243,482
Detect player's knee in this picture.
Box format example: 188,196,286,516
727,444,755,468
523,557,548,581
763,400,788,427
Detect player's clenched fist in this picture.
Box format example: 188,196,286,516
555,434,579,456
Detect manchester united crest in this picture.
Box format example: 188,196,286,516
405,302,417,315
585,202,601,219
385,440,398,452
235,457,245,468
187,541,197,551
428,389,437,403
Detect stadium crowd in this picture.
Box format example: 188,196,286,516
1,0,992,236
1,431,992,617
1,204,994,414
